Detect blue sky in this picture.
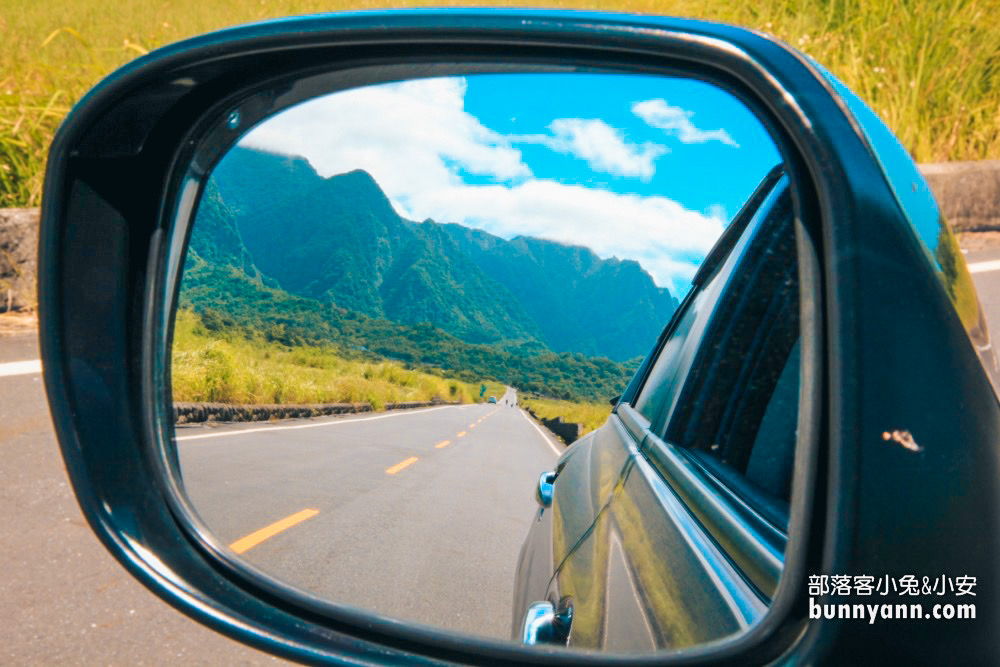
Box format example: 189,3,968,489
240,72,781,296
464,73,778,214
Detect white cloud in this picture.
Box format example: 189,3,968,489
241,77,530,196
633,98,739,147
239,77,724,294
512,118,666,181
400,179,723,295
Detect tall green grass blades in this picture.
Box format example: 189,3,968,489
171,308,499,408
40,26,90,49
2,0,998,208
520,396,612,435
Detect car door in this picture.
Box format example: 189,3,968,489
541,172,805,651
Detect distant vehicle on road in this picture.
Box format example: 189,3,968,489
488,396,497,404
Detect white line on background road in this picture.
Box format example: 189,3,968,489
0,359,41,377
967,259,1000,274
519,409,563,457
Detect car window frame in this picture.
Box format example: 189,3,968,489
627,172,788,426
666,184,800,513
615,165,786,446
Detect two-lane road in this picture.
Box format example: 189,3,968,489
176,388,560,639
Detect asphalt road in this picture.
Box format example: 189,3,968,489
965,245,1000,340
0,332,286,665
4,244,1000,664
176,389,559,639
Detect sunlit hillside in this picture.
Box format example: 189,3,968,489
172,308,505,408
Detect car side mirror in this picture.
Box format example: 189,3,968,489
37,8,1000,665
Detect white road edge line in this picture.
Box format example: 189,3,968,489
968,259,1000,274
519,409,562,457
0,359,42,377
176,404,468,441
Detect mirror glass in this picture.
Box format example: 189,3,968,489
171,70,795,652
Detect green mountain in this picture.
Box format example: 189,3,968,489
201,145,676,361
176,260,636,402
185,178,261,280
441,225,677,360
178,146,653,400
209,148,541,345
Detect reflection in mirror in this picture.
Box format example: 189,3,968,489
171,71,793,652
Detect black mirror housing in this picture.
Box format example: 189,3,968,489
38,9,1000,665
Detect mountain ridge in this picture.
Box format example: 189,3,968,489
192,144,677,361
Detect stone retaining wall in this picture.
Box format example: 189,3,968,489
0,208,38,312
920,160,1000,231
174,399,452,424
174,401,372,424
523,406,580,445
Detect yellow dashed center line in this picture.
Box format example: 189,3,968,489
229,508,319,554
386,456,419,474
229,405,508,555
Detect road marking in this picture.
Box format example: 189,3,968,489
519,410,562,457
229,508,319,554
435,440,451,449
386,456,419,474
176,404,462,441
0,359,41,377
968,259,1000,274
457,431,466,437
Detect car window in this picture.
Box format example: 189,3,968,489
744,338,800,498
631,284,713,430
630,172,799,533
631,174,790,440
663,182,800,524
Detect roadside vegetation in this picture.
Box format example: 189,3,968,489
180,260,637,403
3,0,998,208
171,308,504,408
519,396,613,435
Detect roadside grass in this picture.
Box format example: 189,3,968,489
2,0,998,208
171,308,503,408
519,396,612,435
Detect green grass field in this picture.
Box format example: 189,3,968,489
520,396,613,435
2,0,999,208
171,309,505,408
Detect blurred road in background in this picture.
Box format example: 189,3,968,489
0,331,289,665
965,242,1000,340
